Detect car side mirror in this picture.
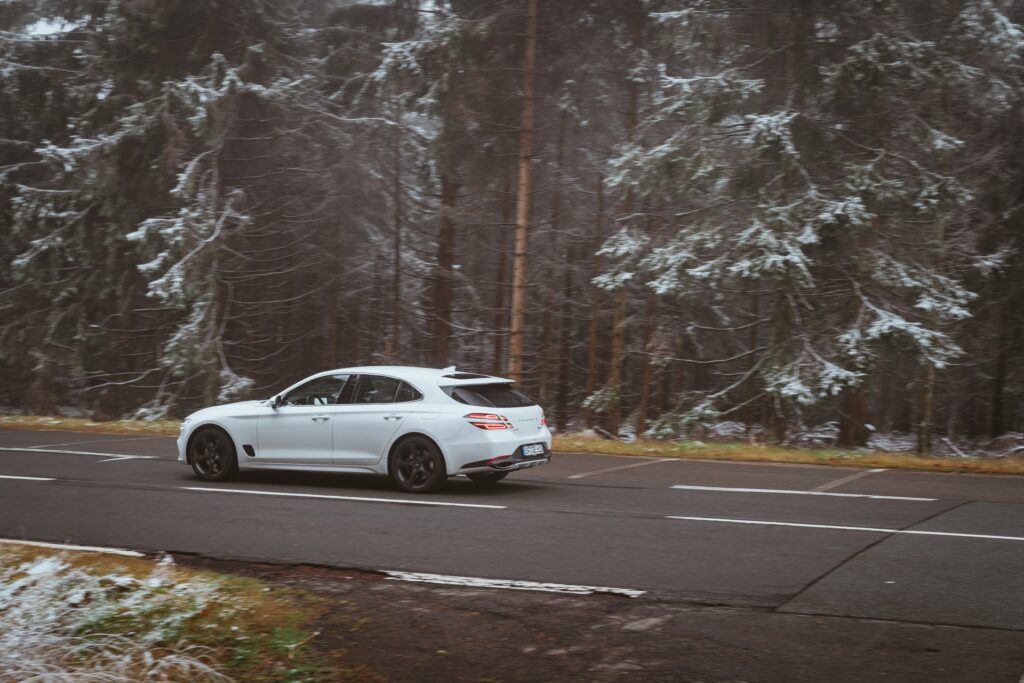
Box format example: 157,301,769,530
271,395,285,409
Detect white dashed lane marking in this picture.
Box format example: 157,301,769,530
23,435,170,449
0,474,54,482
568,458,675,479
669,484,934,502
181,486,507,509
0,447,156,461
812,467,887,492
666,516,1024,542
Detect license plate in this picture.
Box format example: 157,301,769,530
522,443,545,457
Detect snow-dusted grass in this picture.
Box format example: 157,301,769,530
552,435,1024,475
0,544,331,682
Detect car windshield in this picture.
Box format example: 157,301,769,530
441,383,535,408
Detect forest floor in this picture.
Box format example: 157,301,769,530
1,413,1022,475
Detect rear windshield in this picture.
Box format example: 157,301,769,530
441,383,535,408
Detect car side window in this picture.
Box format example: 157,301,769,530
353,375,402,404
283,374,349,406
395,381,423,403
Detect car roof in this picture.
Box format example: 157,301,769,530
322,365,513,385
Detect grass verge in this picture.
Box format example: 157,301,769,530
553,435,1024,475
1,413,1020,475
0,414,179,436
0,542,376,682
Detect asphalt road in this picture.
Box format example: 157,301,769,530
2,429,1023,638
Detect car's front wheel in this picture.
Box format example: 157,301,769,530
466,471,508,485
390,436,447,493
189,427,238,482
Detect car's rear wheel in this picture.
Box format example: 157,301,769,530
390,436,447,493
189,427,238,482
466,471,509,485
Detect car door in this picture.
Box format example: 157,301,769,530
257,374,350,464
332,375,421,466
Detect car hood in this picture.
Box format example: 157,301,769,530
185,400,265,422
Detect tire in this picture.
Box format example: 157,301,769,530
466,471,509,485
189,427,238,482
390,436,447,493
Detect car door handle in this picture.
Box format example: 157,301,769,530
383,415,402,421
311,416,329,422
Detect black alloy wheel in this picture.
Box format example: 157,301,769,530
390,436,447,493
466,471,509,485
189,428,238,482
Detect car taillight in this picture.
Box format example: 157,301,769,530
465,413,512,430
541,410,547,427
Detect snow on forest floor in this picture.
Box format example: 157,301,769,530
0,542,349,683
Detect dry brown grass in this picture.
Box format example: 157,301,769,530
552,435,1024,475
0,414,180,436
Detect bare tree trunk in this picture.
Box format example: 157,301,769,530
605,2,642,437
432,172,457,367
389,125,403,359
838,385,869,447
633,204,662,436
584,174,604,428
507,0,538,383
539,107,566,406
746,291,759,441
556,244,573,431
917,361,936,455
606,288,628,436
990,313,1008,437
493,183,511,376
633,293,656,436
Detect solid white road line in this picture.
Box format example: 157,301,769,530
0,474,54,481
666,515,1024,542
383,570,645,597
812,468,887,492
670,484,933,501
0,446,156,461
0,537,144,557
181,486,507,509
568,458,675,479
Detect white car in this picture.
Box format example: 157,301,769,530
177,366,552,492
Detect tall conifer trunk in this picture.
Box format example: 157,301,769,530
433,172,457,366
584,174,604,428
606,1,642,436
508,0,538,383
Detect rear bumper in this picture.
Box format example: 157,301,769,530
455,444,552,474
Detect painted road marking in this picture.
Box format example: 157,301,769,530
0,447,156,461
0,474,54,482
0,537,144,557
670,484,933,501
182,486,507,509
666,515,1024,542
812,468,887,492
24,435,170,449
568,458,675,479
383,570,645,597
